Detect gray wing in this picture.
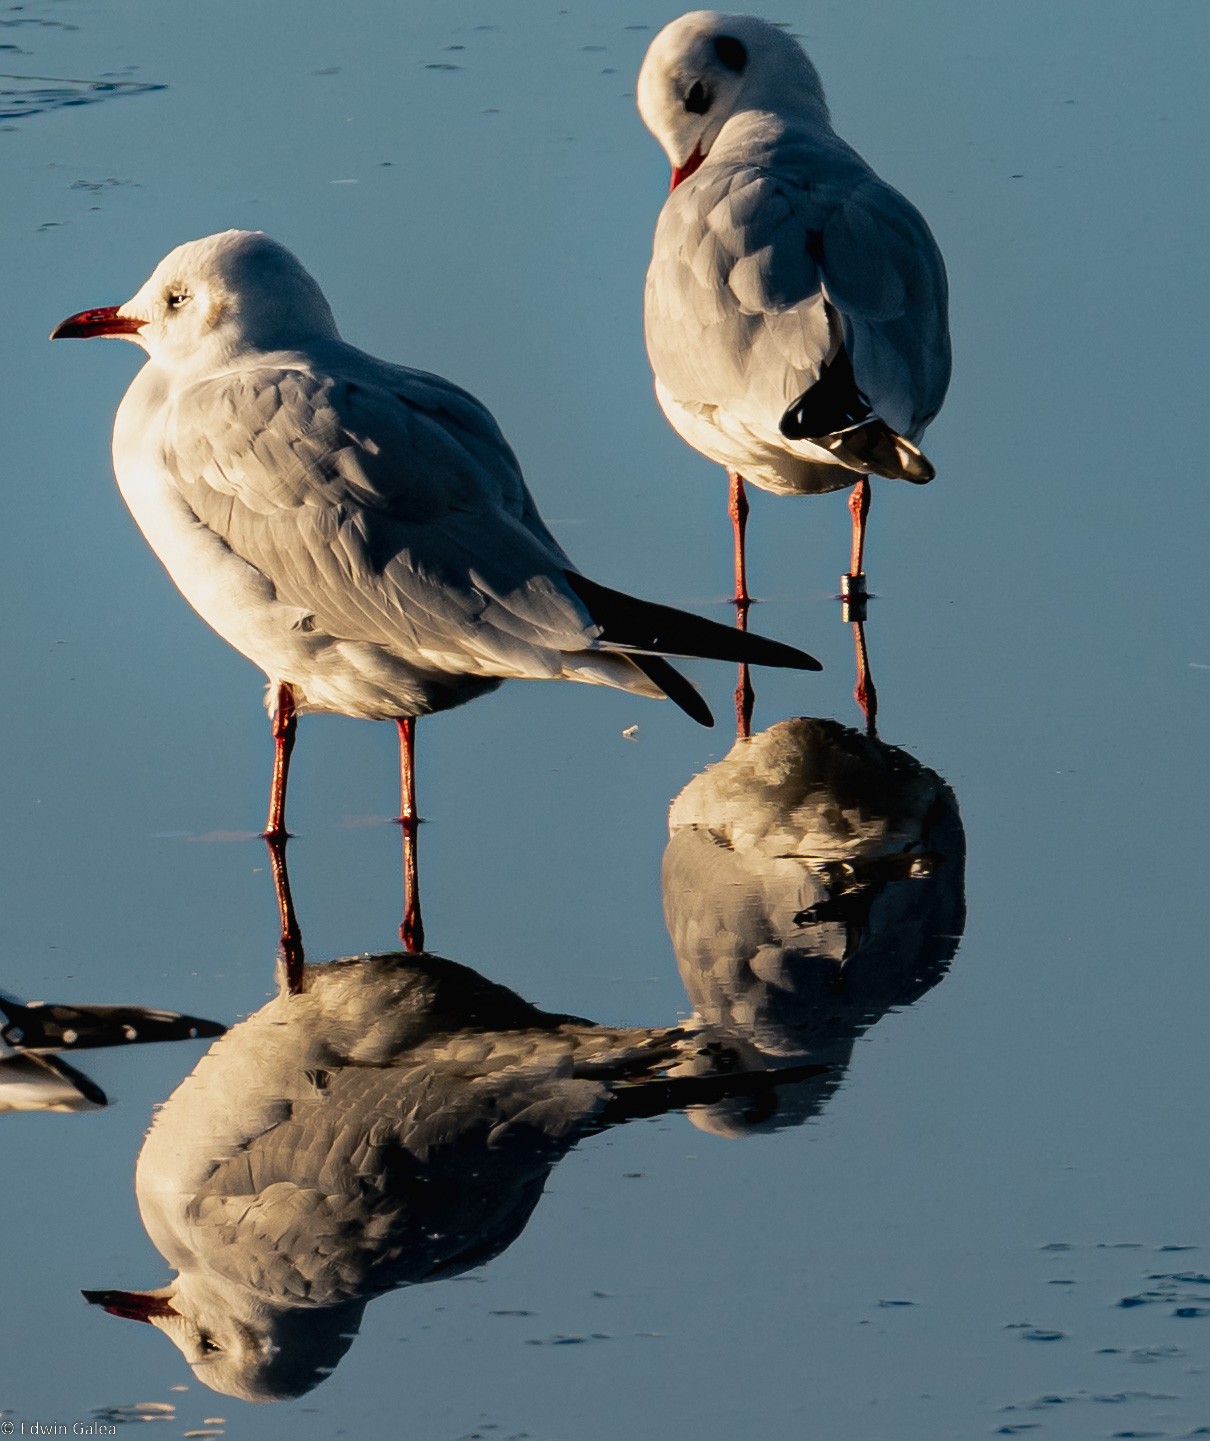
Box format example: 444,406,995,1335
818,173,951,438
646,132,950,440
161,358,599,677
180,1062,609,1303
646,159,834,418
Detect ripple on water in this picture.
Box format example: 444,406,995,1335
0,75,165,122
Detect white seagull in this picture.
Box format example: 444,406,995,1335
82,950,816,1399
638,11,951,604
662,716,965,1134
52,230,821,951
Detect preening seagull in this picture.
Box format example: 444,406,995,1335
662,716,965,1135
638,11,951,603
52,229,821,952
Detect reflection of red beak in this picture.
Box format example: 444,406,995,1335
670,144,706,191
50,306,145,340
82,1288,178,1323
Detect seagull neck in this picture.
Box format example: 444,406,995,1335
713,107,834,164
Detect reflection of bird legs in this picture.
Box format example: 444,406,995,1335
850,617,878,738
728,472,754,739
263,682,306,993
396,717,424,954
265,831,305,995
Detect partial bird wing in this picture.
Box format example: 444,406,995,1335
646,132,950,442
159,357,603,679
812,171,951,439
646,159,834,419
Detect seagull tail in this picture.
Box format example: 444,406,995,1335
564,571,823,673
778,348,935,483
820,421,935,484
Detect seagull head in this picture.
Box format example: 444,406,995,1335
83,1275,362,1401
51,230,339,371
637,11,830,188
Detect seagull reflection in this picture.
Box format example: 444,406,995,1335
0,988,224,1114
84,951,822,1400
662,716,965,1135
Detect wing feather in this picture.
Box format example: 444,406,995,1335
158,358,599,679
646,128,950,443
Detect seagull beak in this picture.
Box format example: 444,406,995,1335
50,306,145,341
82,1288,179,1323
670,144,705,191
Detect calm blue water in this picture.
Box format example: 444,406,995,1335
2,1,1208,1437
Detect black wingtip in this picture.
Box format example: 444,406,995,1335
631,654,715,727
565,572,823,674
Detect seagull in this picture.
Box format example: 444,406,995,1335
662,716,965,1134
83,950,820,1399
52,229,822,953
638,11,951,610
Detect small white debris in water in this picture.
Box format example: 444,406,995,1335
622,725,639,742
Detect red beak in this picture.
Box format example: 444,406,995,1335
670,145,706,191
82,1288,178,1323
50,306,145,340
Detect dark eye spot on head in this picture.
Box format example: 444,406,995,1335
685,80,710,114
713,36,747,73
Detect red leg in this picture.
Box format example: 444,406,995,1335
852,618,878,738
396,717,425,954
728,473,754,739
728,472,751,607
264,682,297,842
846,477,871,591
265,830,306,994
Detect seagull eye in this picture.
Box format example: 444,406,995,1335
166,290,191,311
713,36,747,73
684,80,710,115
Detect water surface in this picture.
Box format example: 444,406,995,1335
2,1,1207,1437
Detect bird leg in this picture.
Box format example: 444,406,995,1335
264,682,297,842
852,617,878,738
845,477,871,596
729,472,751,608
265,829,306,994
396,717,425,954
728,472,754,739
